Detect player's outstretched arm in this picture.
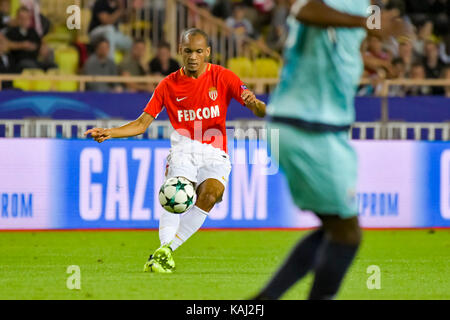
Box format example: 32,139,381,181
292,0,410,38
242,90,266,118
84,112,155,143
293,0,366,29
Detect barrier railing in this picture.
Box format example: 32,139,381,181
0,74,279,94
1,119,449,141
0,75,448,95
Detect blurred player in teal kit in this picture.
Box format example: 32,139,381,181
254,0,407,299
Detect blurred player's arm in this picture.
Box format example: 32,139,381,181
292,0,366,28
242,90,266,118
292,0,408,38
84,112,154,143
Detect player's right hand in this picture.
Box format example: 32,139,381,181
84,128,112,143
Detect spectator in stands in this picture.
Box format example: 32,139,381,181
89,0,132,60
5,6,41,73
423,40,445,79
384,0,406,16
440,31,450,64
253,0,275,14
364,35,393,77
405,63,432,96
423,39,446,95
266,0,289,53
119,39,153,92
37,41,57,72
0,0,11,32
211,0,233,19
389,58,407,97
398,37,418,76
148,42,180,76
84,38,121,93
0,33,13,89
20,0,51,37
414,20,434,56
443,65,450,98
225,4,255,39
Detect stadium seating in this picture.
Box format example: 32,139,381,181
32,69,53,91
227,57,281,78
46,68,78,92
114,50,124,65
12,69,32,91
12,69,49,91
79,8,92,44
54,46,79,75
253,58,280,78
227,57,255,78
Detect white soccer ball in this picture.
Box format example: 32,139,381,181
158,177,197,214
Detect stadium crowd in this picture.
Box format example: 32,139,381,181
0,0,448,96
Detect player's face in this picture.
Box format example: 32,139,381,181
179,35,211,74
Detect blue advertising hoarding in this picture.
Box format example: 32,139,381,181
0,91,449,122
1,139,449,230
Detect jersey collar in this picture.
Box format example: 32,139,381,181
180,63,212,79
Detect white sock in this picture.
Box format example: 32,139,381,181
170,206,208,251
159,210,180,246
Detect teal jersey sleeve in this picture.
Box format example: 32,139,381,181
268,0,370,127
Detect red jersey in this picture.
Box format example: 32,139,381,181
143,63,247,152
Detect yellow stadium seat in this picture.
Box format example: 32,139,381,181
253,58,280,78
55,46,79,74
47,69,78,92
114,50,124,65
32,69,53,92
13,79,30,91
10,0,20,17
227,57,254,78
78,8,92,44
13,69,48,91
43,26,73,44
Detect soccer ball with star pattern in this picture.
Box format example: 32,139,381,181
158,177,197,214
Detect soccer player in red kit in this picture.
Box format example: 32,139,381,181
85,28,266,273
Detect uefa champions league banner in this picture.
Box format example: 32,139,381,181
0,139,449,230
0,91,449,122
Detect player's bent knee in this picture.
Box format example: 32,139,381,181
195,190,222,212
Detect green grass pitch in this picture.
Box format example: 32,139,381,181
0,229,449,300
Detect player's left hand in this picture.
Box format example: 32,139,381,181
242,90,258,108
242,90,266,118
84,128,112,143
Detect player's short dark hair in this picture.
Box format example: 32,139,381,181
179,28,209,46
